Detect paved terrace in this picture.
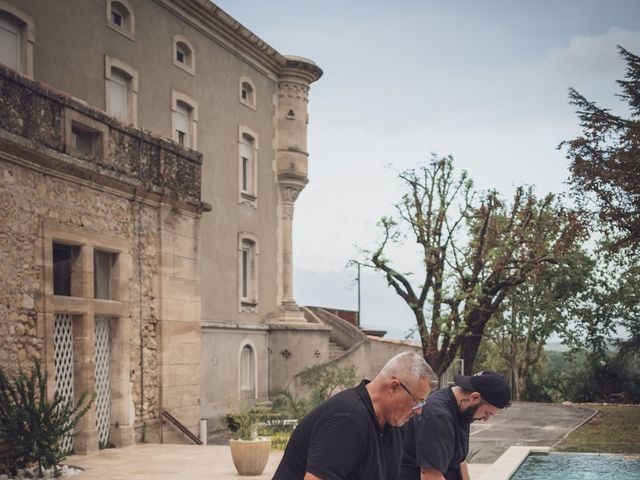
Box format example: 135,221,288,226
66,402,596,479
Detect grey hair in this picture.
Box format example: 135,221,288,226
378,351,437,388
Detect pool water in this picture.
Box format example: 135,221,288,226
510,453,640,480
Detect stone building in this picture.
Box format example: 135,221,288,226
0,63,209,451
0,0,418,452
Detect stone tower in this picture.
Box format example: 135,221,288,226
274,56,322,322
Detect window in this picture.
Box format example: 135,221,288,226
171,91,198,149
0,13,18,70
238,127,258,206
174,102,190,147
65,108,109,161
0,3,34,76
238,233,259,312
105,56,138,126
94,250,117,300
53,243,78,296
240,136,253,194
109,69,128,120
239,343,256,399
172,35,195,75
71,122,102,159
44,222,133,448
239,77,256,110
106,0,135,40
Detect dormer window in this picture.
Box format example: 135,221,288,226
107,0,135,40
172,35,195,75
239,77,256,110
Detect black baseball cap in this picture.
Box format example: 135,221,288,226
453,371,511,408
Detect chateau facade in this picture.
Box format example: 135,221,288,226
0,0,416,453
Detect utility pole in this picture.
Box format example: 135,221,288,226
356,261,361,326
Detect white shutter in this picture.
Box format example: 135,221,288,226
174,103,190,146
110,69,129,121
0,16,20,71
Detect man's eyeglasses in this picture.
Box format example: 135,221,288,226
394,377,427,410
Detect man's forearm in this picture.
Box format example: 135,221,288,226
460,461,471,480
421,467,445,480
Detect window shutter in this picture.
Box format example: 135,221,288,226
110,70,129,121
0,16,20,70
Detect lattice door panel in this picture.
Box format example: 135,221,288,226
54,313,74,453
94,317,112,447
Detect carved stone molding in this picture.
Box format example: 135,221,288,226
280,184,303,203
282,203,295,220
278,83,309,101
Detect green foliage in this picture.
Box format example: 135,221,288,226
225,406,271,440
0,361,93,477
271,390,313,422
561,46,640,252
298,363,357,405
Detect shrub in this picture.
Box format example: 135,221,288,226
0,361,93,477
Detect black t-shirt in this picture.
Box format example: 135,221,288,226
272,380,404,480
400,387,469,480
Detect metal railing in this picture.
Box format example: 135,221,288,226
161,410,203,445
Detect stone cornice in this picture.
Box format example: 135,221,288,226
154,0,284,80
153,0,323,82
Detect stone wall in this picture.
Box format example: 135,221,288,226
0,64,208,451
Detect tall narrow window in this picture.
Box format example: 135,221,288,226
0,5,33,76
0,14,19,70
238,128,258,206
174,102,190,147
240,136,252,195
171,91,198,149
109,69,128,121
53,244,73,296
241,242,252,299
94,250,117,300
238,234,258,311
105,57,138,126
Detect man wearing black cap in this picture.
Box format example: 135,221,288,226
400,371,511,480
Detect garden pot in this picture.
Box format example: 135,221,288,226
229,437,271,476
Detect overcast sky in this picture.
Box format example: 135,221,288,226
216,0,640,339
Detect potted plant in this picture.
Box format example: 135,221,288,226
226,407,271,476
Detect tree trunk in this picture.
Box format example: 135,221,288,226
459,334,483,375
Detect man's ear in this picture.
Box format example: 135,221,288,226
470,392,482,404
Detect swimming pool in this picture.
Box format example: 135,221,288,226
509,452,640,479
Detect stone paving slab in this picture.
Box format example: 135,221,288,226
67,444,284,479
66,444,489,479
469,401,596,463
64,402,596,478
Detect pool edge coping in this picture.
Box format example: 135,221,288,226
477,446,551,480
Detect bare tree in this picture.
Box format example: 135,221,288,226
367,156,584,379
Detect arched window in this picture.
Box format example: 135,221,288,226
105,56,138,125
171,91,198,149
107,0,135,40
239,77,256,110
239,344,256,399
0,2,34,76
173,35,195,75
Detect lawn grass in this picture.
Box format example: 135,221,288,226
555,404,640,454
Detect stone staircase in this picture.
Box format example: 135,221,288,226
329,340,347,360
